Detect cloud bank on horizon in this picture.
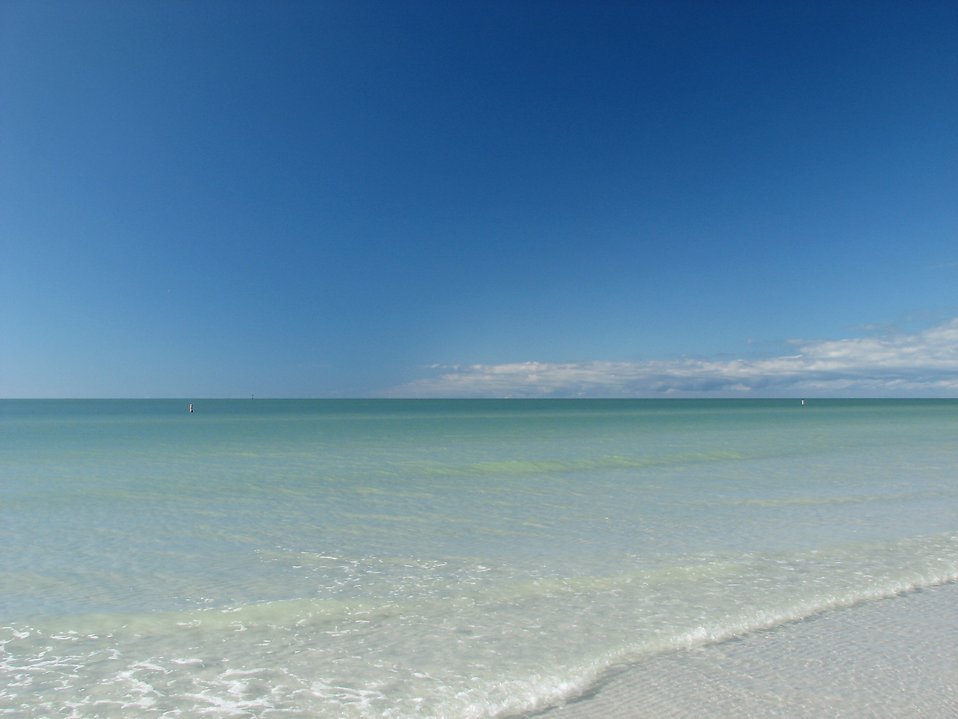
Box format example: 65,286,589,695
387,319,958,398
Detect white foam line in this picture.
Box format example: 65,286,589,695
669,573,958,654
221,667,269,677
496,575,958,719
533,581,958,719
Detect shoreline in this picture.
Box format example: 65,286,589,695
533,581,958,718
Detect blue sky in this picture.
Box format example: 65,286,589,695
2,0,956,398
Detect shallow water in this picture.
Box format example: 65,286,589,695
2,399,956,716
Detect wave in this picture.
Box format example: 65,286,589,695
4,533,956,718
413,449,758,480
731,488,954,508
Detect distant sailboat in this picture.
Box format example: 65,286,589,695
801,399,806,406
189,403,194,413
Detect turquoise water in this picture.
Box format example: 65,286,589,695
2,399,957,717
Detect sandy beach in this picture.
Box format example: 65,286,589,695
538,581,958,718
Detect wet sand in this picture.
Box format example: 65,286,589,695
537,582,958,718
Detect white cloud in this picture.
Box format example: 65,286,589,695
385,318,958,398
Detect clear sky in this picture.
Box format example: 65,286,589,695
2,0,956,398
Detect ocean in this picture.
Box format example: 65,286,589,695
1,399,956,717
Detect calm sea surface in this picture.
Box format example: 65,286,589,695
2,399,956,717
